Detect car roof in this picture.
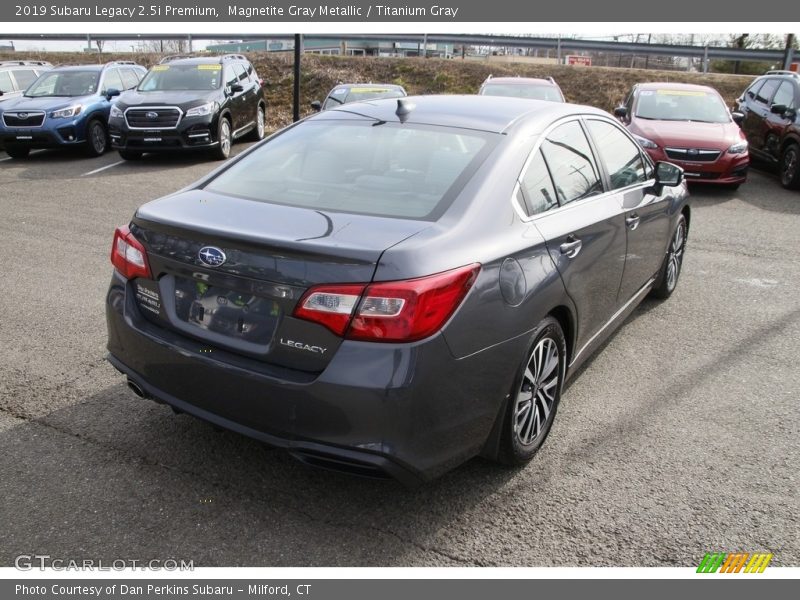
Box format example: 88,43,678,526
50,64,105,72
483,77,558,86
164,57,229,66
636,82,718,94
310,94,607,134
331,83,405,91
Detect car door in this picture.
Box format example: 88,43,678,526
223,64,245,130
585,117,671,303
763,80,797,161
524,119,627,352
237,62,260,126
742,78,780,157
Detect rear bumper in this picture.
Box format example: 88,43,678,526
106,272,522,484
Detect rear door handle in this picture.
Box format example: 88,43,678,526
559,237,582,258
626,213,641,230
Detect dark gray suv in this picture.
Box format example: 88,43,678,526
106,95,689,484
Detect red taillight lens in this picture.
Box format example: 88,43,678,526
110,225,152,280
293,264,480,343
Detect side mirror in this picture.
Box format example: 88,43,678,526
655,161,684,187
613,106,628,119
229,83,244,93
310,100,322,112
105,88,121,100
770,103,787,115
731,111,745,125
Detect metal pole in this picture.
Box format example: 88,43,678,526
703,45,709,73
784,34,796,70
422,33,427,58
86,33,91,52
293,34,302,123
557,35,561,63
188,34,192,53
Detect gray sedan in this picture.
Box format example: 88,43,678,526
106,95,689,484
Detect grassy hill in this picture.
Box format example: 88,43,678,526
1,51,755,130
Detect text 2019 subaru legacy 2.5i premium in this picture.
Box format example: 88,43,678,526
106,95,689,484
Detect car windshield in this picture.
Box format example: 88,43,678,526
323,87,405,109
204,120,496,220
138,64,222,91
635,89,730,123
25,70,99,97
481,83,563,102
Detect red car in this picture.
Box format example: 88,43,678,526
615,82,749,188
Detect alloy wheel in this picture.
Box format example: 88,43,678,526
91,123,106,154
666,220,686,292
514,337,560,446
782,146,798,187
220,120,231,156
256,107,265,138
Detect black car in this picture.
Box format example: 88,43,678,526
106,95,689,484
109,54,266,160
736,70,800,189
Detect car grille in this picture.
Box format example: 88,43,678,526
665,147,721,163
125,107,181,129
2,111,45,127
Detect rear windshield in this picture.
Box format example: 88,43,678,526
204,120,496,220
138,64,222,92
481,83,563,102
25,70,99,97
322,87,406,110
635,89,730,123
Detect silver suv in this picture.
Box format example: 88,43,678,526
0,61,52,103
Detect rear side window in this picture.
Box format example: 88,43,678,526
540,121,603,205
586,120,647,190
772,81,796,108
233,64,248,81
755,79,779,104
102,69,124,93
224,65,238,88
204,121,496,220
120,68,140,90
0,71,13,93
520,151,558,215
746,80,764,100
12,69,38,89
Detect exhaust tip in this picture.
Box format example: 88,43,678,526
127,379,147,399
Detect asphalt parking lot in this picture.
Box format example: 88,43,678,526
0,145,798,568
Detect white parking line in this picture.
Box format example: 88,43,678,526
82,160,125,176
0,149,45,162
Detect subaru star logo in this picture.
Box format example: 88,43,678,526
687,148,699,156
146,111,159,119
17,112,28,119
198,246,226,268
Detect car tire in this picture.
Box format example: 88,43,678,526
496,316,566,466
779,142,800,190
248,103,266,141
84,119,108,157
4,145,30,159
650,214,687,300
212,117,232,160
118,149,142,161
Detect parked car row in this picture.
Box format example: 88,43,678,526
1,57,797,190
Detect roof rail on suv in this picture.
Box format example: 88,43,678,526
105,60,138,67
765,70,799,77
159,54,199,64
220,54,247,61
0,60,52,67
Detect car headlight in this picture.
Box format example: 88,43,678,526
633,134,658,150
50,105,82,119
109,105,124,119
728,140,748,154
185,102,218,117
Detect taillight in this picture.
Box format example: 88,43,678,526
110,225,152,280
293,264,480,343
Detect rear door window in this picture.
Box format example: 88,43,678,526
233,63,248,82
772,81,796,108
11,69,38,90
0,71,13,93
120,68,140,90
540,120,603,205
102,68,124,93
